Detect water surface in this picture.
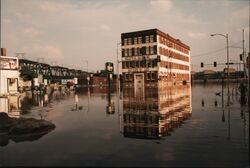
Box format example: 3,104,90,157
0,84,249,167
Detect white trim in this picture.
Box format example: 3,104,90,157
159,67,190,74
159,55,190,66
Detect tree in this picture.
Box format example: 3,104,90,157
20,66,37,81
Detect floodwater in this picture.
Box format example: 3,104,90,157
0,83,249,167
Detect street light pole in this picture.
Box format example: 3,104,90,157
211,33,230,106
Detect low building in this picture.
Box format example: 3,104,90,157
121,28,191,89
0,48,20,96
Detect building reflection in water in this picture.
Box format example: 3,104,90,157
121,84,192,139
0,96,21,118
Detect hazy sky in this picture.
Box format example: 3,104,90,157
1,0,249,72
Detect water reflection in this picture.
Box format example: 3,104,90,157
0,96,21,118
121,85,192,139
0,92,58,146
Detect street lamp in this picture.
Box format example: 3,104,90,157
211,33,230,106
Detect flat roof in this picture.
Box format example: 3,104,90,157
121,28,190,50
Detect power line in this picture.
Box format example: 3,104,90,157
191,40,242,58
192,47,226,58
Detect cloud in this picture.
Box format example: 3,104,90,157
187,32,207,39
21,43,63,62
23,27,42,39
150,0,172,11
99,24,111,31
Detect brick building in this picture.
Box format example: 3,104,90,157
121,29,190,89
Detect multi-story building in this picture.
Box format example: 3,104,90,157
121,29,190,89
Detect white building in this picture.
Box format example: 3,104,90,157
121,29,191,89
0,55,20,96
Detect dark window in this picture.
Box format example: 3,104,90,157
132,48,134,56
141,47,146,55
135,61,139,68
122,49,125,57
154,45,157,54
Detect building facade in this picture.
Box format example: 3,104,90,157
0,54,20,96
121,29,190,88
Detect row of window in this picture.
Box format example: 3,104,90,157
159,73,190,81
122,59,158,69
123,71,158,81
160,61,190,71
123,35,156,45
124,126,159,135
159,47,189,62
123,103,158,110
159,36,189,54
123,114,159,123
123,46,157,57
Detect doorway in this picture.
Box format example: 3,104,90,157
134,73,144,99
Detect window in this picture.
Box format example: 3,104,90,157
138,47,141,55
147,72,151,80
151,72,156,80
145,36,149,43
134,48,138,56
135,61,139,68
147,60,152,68
159,47,162,55
125,73,129,80
128,48,132,56
124,38,127,45
128,38,132,45
138,37,142,44
150,46,154,54
126,61,129,68
152,59,158,67
130,61,135,68
146,46,149,55
125,49,128,56
150,35,154,43
134,37,138,44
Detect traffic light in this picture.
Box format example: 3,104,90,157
201,62,204,67
240,54,243,61
213,61,217,67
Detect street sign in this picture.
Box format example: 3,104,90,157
105,62,114,72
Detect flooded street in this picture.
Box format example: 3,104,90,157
0,83,249,167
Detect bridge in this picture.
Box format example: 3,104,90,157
19,59,88,83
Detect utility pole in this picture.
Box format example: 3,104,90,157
226,34,230,106
242,29,246,78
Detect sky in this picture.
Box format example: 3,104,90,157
1,0,249,72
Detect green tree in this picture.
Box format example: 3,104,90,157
20,66,37,81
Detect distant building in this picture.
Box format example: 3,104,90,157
223,67,236,73
0,48,20,96
121,28,190,89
